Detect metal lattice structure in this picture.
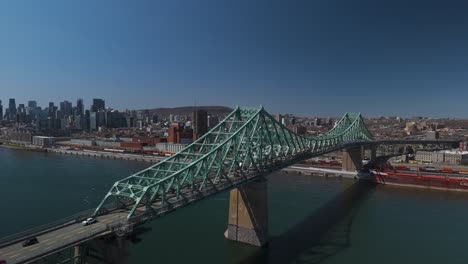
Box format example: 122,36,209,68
94,106,373,219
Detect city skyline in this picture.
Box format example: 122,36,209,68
2,0,468,118
2,96,468,119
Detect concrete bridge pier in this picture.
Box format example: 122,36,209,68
77,235,129,264
224,178,269,247
342,147,363,172
368,145,377,161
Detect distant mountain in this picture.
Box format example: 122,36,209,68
140,106,234,117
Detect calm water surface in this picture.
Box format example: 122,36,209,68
1,147,468,263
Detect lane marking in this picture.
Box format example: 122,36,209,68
45,245,55,250
28,246,39,251
9,252,21,258
2,250,20,256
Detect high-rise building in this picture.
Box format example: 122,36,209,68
18,104,25,113
207,115,219,129
48,102,55,118
60,101,73,116
192,109,208,140
91,99,105,112
0,100,3,121
8,98,16,120
28,101,37,109
106,111,127,128
90,112,97,131
76,98,84,116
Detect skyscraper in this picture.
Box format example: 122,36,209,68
192,109,208,140
48,102,56,118
76,98,84,116
60,101,73,116
91,99,105,112
28,101,37,109
8,98,16,120
18,104,25,113
0,100,3,121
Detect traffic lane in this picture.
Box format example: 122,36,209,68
0,223,106,264
0,213,127,263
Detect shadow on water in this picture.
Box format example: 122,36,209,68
239,180,376,264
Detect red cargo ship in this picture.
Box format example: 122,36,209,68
371,171,468,191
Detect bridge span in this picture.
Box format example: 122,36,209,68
0,106,458,263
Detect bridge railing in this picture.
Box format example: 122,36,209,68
0,203,124,249
0,208,95,248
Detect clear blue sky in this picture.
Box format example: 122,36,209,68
1,0,468,117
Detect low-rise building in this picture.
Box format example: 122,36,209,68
32,136,55,147
415,151,432,163
415,150,468,165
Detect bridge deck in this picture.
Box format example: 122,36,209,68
1,106,457,263
0,212,127,264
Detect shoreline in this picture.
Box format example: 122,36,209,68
45,148,166,163
0,140,166,163
0,143,46,152
284,165,468,193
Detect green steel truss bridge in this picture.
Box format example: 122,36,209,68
1,106,460,263
94,106,373,220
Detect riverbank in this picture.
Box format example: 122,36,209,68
0,143,46,152
46,148,165,163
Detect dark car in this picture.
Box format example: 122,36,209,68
0,260,7,264
22,237,38,247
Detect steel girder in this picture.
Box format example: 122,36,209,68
94,106,373,219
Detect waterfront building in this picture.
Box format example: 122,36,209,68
32,136,55,147
168,123,193,144
154,142,187,153
415,150,468,165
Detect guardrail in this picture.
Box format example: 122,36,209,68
0,142,356,249
0,203,124,249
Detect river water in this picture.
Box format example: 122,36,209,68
1,147,468,264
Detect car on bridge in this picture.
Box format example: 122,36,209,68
82,217,97,226
22,237,38,247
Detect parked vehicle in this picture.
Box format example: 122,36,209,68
22,237,38,247
424,166,438,172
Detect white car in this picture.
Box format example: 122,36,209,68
82,217,97,226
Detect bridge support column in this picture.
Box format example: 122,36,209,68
73,245,81,264
363,145,377,162
342,147,363,172
82,236,129,264
370,145,377,161
224,179,268,247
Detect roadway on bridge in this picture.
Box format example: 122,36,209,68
0,212,128,264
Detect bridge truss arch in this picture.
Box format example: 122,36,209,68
94,106,373,219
